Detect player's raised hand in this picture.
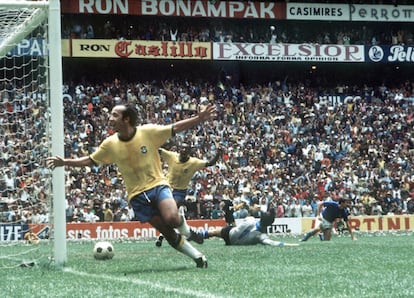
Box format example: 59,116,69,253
46,156,64,169
198,103,217,122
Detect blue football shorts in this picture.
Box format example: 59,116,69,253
129,185,173,223
172,188,187,205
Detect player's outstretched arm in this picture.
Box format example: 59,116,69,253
262,238,299,247
172,104,216,134
46,155,94,169
206,147,223,167
347,222,357,241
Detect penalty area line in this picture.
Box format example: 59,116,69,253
63,267,226,298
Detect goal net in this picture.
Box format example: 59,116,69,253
0,0,65,268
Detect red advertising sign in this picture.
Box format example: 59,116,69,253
61,0,286,19
29,219,227,240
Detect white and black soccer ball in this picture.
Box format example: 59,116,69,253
93,241,114,260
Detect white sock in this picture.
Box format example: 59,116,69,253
175,237,203,259
176,206,191,238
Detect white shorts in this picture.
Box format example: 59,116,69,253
318,217,333,231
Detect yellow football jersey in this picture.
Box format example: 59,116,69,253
90,124,172,200
159,148,206,190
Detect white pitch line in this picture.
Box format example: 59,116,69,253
64,267,228,298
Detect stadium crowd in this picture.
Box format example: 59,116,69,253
2,74,414,224
2,4,414,223
63,14,414,46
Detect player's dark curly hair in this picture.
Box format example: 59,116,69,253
122,104,138,126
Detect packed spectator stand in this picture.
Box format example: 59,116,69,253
2,74,414,223
2,5,414,224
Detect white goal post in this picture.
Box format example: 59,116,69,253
0,0,66,267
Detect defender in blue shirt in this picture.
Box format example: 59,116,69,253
301,198,357,241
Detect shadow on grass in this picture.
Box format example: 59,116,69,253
120,266,191,275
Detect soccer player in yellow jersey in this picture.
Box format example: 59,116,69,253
46,104,217,268
160,143,222,206
155,143,222,246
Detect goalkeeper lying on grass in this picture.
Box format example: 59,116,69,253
199,210,299,247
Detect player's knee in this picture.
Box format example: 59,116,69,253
163,213,181,228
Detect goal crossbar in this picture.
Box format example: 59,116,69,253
0,1,49,9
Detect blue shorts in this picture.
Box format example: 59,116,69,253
129,185,173,223
172,189,187,205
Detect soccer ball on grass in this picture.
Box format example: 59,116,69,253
93,241,114,260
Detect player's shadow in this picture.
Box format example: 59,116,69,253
122,266,191,274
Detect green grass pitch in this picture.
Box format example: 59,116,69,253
1,232,413,298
